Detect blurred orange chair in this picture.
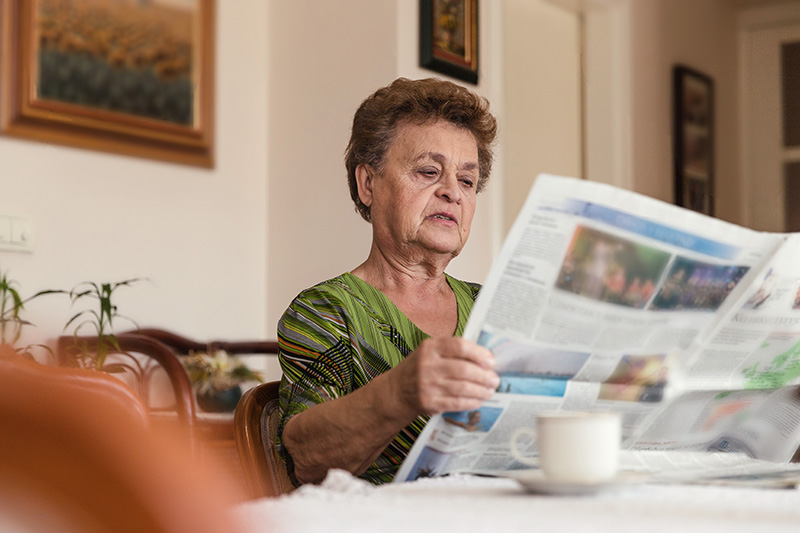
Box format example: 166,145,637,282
0,346,241,533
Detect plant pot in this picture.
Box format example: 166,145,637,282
196,385,242,413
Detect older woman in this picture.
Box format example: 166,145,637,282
277,77,499,486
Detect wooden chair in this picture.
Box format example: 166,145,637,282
233,380,296,498
56,332,197,426
0,344,237,532
58,327,282,423
131,327,280,359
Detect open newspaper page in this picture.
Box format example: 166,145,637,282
633,231,800,462
395,174,800,483
621,450,800,489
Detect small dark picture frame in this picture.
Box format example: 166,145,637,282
420,0,478,84
673,65,714,216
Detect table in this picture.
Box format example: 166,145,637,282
235,469,800,533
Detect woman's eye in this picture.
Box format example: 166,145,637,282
460,177,475,188
419,168,440,177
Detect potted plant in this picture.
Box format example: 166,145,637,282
0,267,62,359
181,349,264,412
62,278,142,370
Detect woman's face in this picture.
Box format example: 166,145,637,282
359,120,479,263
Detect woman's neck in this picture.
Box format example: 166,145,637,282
351,242,451,293
350,243,459,337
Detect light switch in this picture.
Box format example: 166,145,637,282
0,217,10,243
10,218,28,244
0,215,33,253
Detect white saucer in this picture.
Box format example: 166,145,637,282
507,470,647,496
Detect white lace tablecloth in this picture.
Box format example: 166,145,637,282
234,469,800,533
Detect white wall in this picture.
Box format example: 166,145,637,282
582,0,635,190
0,1,269,348
628,0,741,223
503,0,582,233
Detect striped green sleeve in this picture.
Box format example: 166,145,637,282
276,273,480,485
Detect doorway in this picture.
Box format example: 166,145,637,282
740,6,800,232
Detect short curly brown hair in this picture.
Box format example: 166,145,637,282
345,78,497,222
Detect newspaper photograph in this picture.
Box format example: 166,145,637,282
395,174,800,484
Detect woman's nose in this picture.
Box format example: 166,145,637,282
437,172,462,203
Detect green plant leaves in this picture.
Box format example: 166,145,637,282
0,268,147,369
0,269,65,351
65,277,144,369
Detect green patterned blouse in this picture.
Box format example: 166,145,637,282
276,272,480,485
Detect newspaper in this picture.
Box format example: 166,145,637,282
395,174,800,486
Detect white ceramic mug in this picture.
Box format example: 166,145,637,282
510,412,621,483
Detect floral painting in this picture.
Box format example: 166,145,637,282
0,0,214,167
36,0,198,126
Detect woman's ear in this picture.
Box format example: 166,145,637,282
355,164,373,207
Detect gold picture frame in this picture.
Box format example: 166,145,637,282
1,0,215,168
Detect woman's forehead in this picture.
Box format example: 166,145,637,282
389,121,478,159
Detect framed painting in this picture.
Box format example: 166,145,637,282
0,0,215,167
673,65,714,216
419,0,478,85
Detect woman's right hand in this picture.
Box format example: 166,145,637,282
283,337,499,484
389,337,500,416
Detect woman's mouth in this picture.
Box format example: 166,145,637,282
429,212,457,223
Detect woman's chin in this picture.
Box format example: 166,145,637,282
415,229,466,254
418,240,464,259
